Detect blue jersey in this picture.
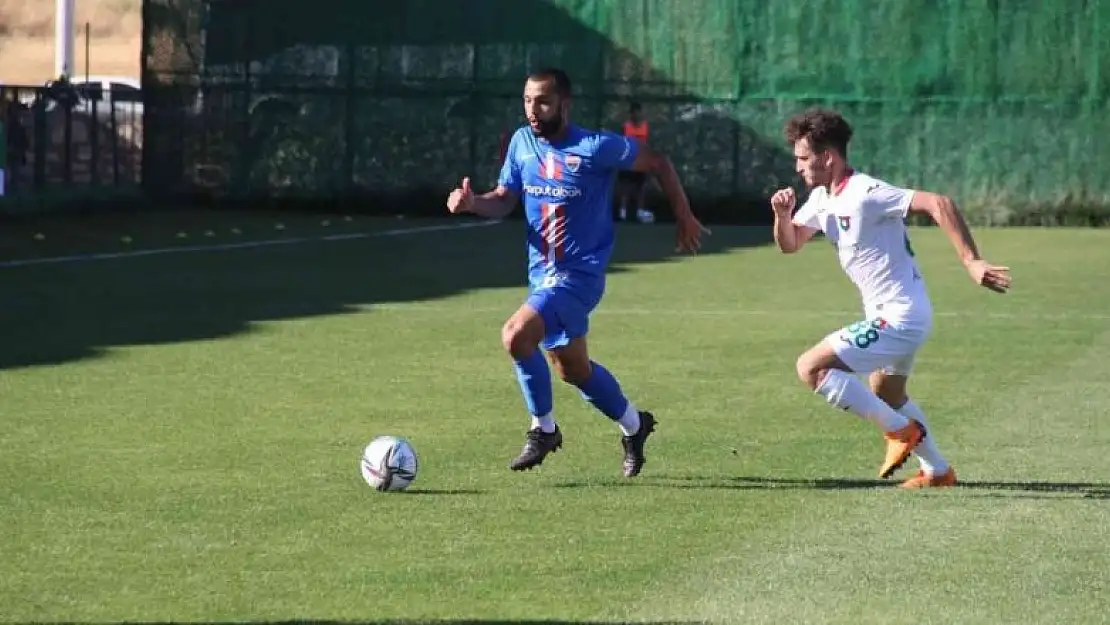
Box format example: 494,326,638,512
498,124,641,289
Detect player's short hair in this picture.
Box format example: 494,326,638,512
784,107,853,156
629,101,642,113
526,67,572,98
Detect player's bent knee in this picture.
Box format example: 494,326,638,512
795,353,824,390
796,348,851,391
501,314,542,359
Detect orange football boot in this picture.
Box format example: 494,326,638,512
879,420,925,479
900,467,958,489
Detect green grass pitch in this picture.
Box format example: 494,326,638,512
2,214,1108,624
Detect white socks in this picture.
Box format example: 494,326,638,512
531,414,557,434
815,369,911,433
531,405,641,436
898,400,950,475
617,403,641,436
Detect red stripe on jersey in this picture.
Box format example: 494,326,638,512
551,205,566,262
539,203,566,265
542,152,562,180
539,203,552,261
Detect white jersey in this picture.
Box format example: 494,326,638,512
792,172,932,324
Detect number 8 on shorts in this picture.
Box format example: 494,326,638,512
846,318,887,349
828,316,929,377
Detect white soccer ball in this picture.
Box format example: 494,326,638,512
360,436,419,492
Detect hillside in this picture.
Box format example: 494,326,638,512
0,0,140,84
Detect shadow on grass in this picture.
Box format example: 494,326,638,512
0,215,772,371
8,0,812,371
44,621,702,625
554,475,1110,500
399,488,487,496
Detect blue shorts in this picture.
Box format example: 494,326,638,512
525,273,604,351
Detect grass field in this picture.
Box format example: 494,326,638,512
2,212,1109,624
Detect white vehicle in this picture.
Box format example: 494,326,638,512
71,75,143,117
42,75,143,120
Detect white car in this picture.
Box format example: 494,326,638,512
49,75,143,120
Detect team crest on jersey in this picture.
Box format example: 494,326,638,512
837,215,851,231
564,155,581,173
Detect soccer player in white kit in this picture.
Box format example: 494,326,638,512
770,108,1012,489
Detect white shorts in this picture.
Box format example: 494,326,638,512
823,314,931,376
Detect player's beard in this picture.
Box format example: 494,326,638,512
805,166,830,190
531,114,566,139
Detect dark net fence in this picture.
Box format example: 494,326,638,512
141,0,1110,224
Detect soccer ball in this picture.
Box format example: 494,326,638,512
360,436,419,492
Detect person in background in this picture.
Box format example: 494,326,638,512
617,101,654,223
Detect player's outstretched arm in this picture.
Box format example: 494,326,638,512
471,185,519,219
628,145,710,252
446,177,518,219
908,191,1012,293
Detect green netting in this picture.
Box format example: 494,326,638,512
142,0,1110,218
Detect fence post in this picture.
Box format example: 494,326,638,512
110,103,121,186
63,105,73,185
0,116,6,197
468,44,480,180
33,97,46,191
90,98,100,185
344,40,356,196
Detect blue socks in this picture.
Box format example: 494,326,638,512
575,360,630,421
514,352,636,433
513,349,553,419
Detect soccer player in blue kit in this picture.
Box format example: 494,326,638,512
446,68,710,476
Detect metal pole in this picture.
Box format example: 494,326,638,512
54,0,76,79
85,21,91,82
0,117,6,197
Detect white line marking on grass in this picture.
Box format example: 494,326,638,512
364,302,1110,322
6,221,1103,323
0,219,503,269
